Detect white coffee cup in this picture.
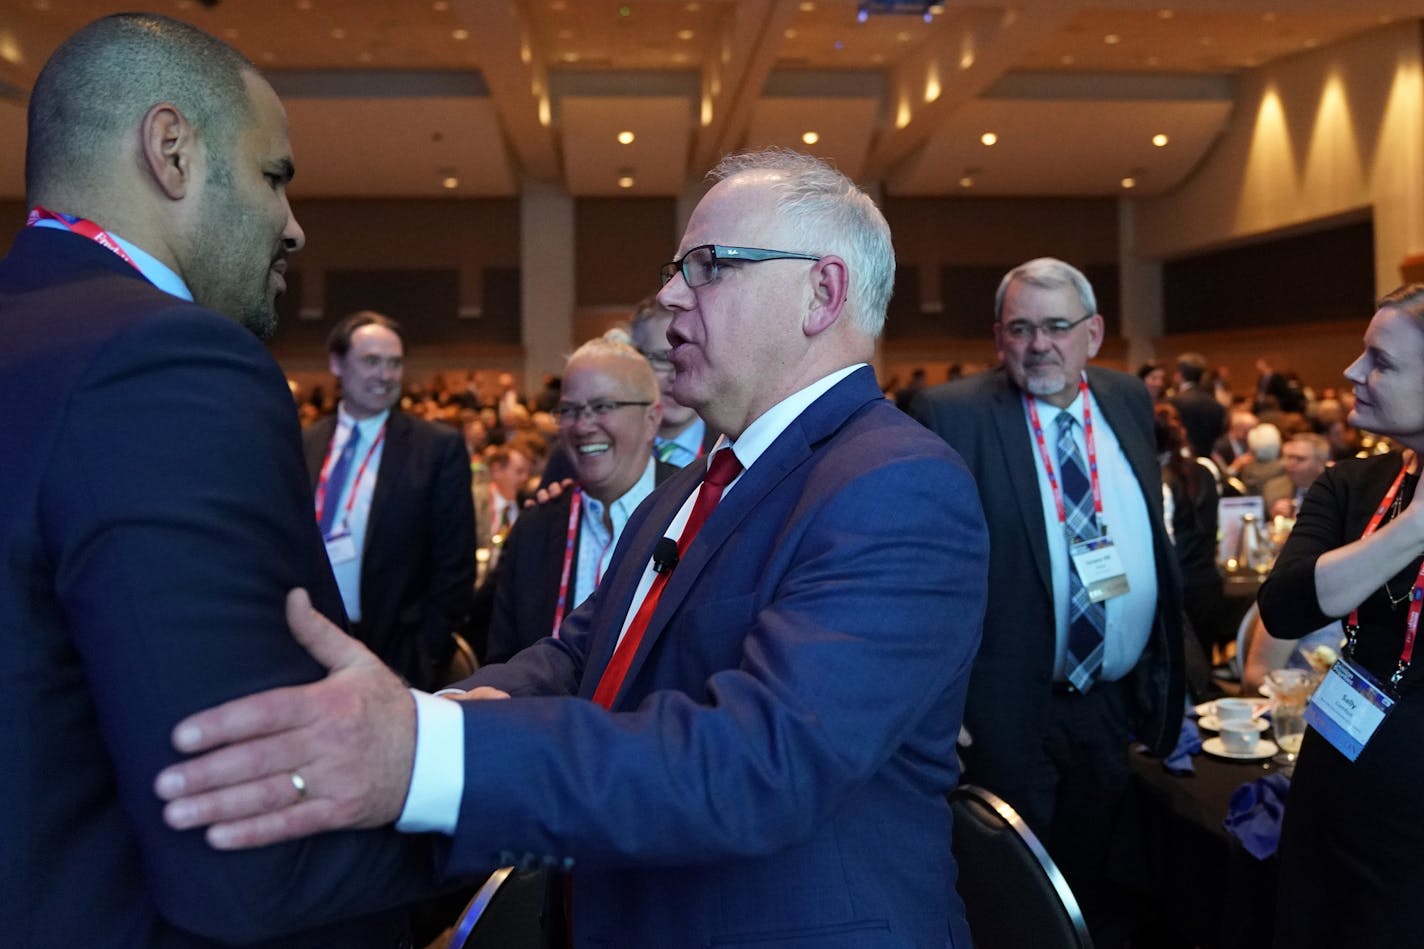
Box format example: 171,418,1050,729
1214,698,1253,725
1219,720,1259,754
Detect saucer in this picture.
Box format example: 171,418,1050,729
1202,736,1279,761
1198,715,1269,733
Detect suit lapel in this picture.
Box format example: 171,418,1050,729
366,410,407,542
988,374,1055,595
591,367,881,708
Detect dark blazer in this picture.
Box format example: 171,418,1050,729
910,367,1185,798
0,227,436,947
480,459,678,665
304,410,474,691
449,367,989,948
1169,384,1226,460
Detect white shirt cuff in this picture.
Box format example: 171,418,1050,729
395,688,465,835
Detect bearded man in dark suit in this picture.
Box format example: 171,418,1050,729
0,14,437,946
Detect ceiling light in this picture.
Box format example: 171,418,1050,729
433,0,449,9
452,28,469,40
677,29,694,40
551,0,567,9
442,176,459,190
1152,133,1169,147
1061,54,1075,65
1121,176,1137,189
959,175,974,188
1261,12,1276,22
980,131,997,146
619,5,632,17
802,131,819,145
1104,34,1121,45
896,32,910,42
358,51,374,63
329,27,345,40
799,1,815,10
618,175,635,189
833,40,845,51
296,0,312,9
1157,8,1174,19
785,28,798,39
617,130,635,145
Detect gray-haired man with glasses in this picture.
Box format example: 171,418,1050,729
911,256,1185,948
629,295,718,467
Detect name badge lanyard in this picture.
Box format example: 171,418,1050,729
1345,455,1424,691
1025,375,1108,539
27,206,141,272
550,489,584,639
313,424,386,538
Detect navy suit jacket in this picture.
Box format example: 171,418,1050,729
0,227,436,947
449,367,989,948
479,458,678,665
910,367,1185,805
304,410,474,691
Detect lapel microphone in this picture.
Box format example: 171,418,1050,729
652,537,680,574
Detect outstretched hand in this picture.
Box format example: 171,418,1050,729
154,589,417,849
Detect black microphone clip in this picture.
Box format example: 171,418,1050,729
652,537,680,575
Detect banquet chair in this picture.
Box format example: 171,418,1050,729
445,866,546,949
949,784,1094,949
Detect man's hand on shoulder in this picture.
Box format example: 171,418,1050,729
154,589,416,849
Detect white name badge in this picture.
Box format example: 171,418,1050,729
324,532,358,566
1069,535,1130,603
1304,658,1395,762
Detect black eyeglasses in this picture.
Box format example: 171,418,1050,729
999,313,1094,341
554,399,652,425
660,244,822,289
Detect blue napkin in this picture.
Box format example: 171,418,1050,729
1163,715,1202,775
1223,772,1291,860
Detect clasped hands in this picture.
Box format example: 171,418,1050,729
153,589,506,849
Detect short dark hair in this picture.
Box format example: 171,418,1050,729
1175,352,1208,383
326,311,404,357
26,13,254,202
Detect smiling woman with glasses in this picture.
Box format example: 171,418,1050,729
660,244,822,289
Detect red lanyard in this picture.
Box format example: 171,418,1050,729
1025,375,1105,532
27,206,141,272
550,490,583,638
1347,453,1423,687
313,423,386,534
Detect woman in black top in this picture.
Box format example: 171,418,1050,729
1260,283,1424,949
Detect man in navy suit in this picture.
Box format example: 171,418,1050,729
303,311,475,692
159,150,990,948
1,13,437,947
911,258,1185,947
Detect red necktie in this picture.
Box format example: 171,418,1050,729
591,447,743,708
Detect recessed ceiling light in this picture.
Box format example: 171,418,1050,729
551,0,567,10
802,131,819,145
1262,12,1276,22
1061,54,1075,65
685,1,700,10
959,175,974,188
1104,33,1121,45
296,0,312,10
617,130,635,145
1199,35,1213,46
329,27,344,40
1152,133,1169,147
433,0,449,9
785,28,797,39
452,28,469,40
1121,176,1137,189
33,0,51,9
677,29,695,40
618,175,635,189
561,52,580,63
1158,9,1174,19
896,32,911,42
980,131,997,146
442,176,459,190
799,1,815,10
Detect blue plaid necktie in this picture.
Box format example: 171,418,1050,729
1057,411,1105,691
318,426,361,539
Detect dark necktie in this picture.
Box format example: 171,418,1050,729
591,447,743,708
1057,412,1105,691
318,427,361,539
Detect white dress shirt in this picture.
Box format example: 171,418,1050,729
1022,388,1158,683
321,406,390,623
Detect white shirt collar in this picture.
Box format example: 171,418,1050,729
33,218,192,302
719,364,864,478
